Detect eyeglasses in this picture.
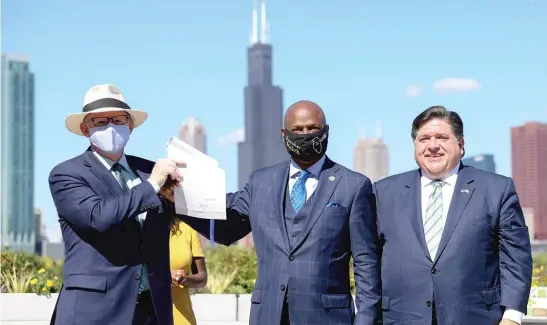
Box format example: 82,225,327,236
89,114,130,127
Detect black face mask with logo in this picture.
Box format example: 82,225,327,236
283,125,329,163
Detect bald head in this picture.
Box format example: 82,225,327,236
283,100,327,131
281,100,329,167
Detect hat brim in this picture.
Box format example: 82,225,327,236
65,107,148,136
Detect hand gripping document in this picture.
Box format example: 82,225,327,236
166,137,227,220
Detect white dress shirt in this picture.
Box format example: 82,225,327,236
93,151,159,225
288,155,326,200
420,163,523,324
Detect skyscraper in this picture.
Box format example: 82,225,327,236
353,122,389,183
511,122,547,239
237,0,287,248
238,0,287,191
1,54,36,253
179,117,206,153
462,154,496,173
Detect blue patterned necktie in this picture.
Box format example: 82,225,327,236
290,170,310,213
111,163,149,293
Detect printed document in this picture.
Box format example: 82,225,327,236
166,137,227,220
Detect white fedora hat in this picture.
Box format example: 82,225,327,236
65,84,148,136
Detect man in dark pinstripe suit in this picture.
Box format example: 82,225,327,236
179,100,381,325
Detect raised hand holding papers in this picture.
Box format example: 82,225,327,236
166,137,226,220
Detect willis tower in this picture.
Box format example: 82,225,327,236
238,0,287,191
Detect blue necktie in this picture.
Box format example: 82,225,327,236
290,170,310,213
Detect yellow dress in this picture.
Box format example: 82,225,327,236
169,221,205,325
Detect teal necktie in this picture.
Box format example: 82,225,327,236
112,163,150,293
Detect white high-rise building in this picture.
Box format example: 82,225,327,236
353,122,389,183
179,117,206,154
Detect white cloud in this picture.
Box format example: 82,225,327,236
405,84,422,97
217,127,245,147
45,227,62,243
433,78,481,93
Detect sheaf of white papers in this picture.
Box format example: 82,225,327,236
166,136,227,220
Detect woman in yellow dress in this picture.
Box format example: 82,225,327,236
169,218,208,325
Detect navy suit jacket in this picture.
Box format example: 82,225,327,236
181,157,381,325
374,165,532,325
48,148,174,325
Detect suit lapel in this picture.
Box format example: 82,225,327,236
291,158,341,254
83,149,123,197
273,162,291,253
404,170,432,261
126,155,149,183
434,166,475,263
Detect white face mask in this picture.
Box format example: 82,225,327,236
89,124,131,153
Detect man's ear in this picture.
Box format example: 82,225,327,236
459,137,465,157
129,119,134,134
80,122,90,137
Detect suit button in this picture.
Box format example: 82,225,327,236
426,301,432,307
135,273,141,280
289,255,295,261
280,285,286,291
431,268,437,274
291,234,297,238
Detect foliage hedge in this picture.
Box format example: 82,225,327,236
2,246,547,295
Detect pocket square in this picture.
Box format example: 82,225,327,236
326,202,342,208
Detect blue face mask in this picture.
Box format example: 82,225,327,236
89,124,131,153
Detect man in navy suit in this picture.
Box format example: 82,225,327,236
176,100,380,325
48,84,183,325
374,105,532,325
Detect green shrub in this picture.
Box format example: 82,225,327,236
0,249,63,296
201,245,257,294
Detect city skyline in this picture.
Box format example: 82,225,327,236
2,0,546,242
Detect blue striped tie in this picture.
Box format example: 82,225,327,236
290,170,310,214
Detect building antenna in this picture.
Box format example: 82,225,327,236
376,120,382,138
260,0,267,44
250,0,258,44
359,123,365,138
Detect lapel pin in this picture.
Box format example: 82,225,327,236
329,176,335,182
461,189,469,193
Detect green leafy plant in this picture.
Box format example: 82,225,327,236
1,249,63,296
201,246,257,294
0,263,35,293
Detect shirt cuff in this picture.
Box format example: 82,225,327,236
503,309,524,324
147,179,161,193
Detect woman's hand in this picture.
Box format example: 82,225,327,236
171,269,187,286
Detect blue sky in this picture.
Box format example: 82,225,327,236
2,0,546,242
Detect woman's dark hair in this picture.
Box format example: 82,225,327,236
170,216,182,236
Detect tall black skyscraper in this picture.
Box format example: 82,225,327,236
237,0,288,191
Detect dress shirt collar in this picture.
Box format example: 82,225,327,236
289,155,326,179
92,150,131,172
420,162,460,189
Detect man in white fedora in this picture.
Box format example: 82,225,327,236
48,84,183,325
